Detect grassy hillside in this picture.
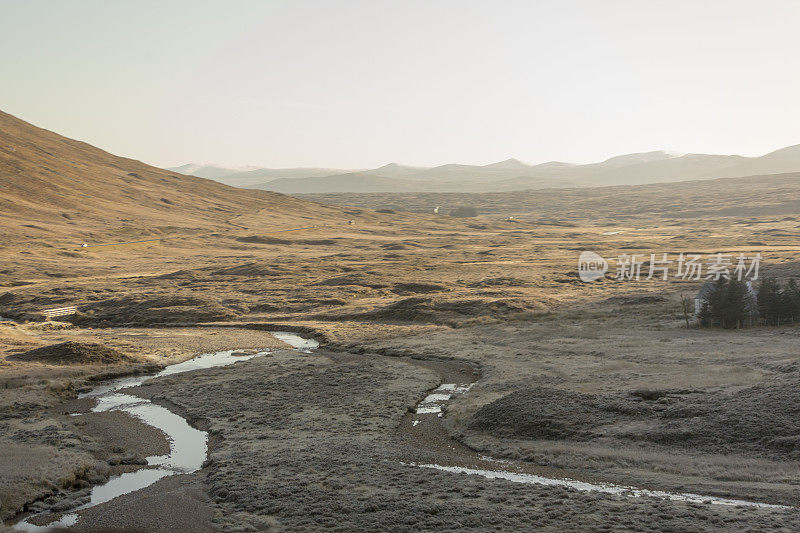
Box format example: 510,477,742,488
0,110,341,245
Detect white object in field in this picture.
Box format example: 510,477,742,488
433,206,440,214
42,306,77,319
81,243,88,247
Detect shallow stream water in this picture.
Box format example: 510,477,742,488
14,332,787,530
14,332,317,532
405,370,791,510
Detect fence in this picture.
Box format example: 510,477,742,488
42,306,77,319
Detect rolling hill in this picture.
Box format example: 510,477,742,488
174,144,800,194
166,163,262,181
711,144,800,178
168,165,359,188
260,173,423,194
253,171,578,194
301,172,800,222
0,110,342,245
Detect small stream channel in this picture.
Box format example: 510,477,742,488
402,360,791,510
14,333,788,530
13,332,318,532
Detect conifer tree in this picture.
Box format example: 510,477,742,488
721,278,747,328
758,277,780,325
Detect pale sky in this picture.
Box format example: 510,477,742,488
1,0,799,169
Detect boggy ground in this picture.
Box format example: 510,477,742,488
344,301,800,509
3,319,799,531
3,110,800,530
2,197,800,530
48,347,800,532
0,324,289,523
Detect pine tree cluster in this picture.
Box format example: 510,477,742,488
756,278,800,325
698,277,800,328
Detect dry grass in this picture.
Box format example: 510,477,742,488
2,110,800,525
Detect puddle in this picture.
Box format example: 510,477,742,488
271,331,320,352
406,463,791,509
14,334,318,532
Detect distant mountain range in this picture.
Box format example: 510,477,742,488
167,144,800,193
168,164,363,188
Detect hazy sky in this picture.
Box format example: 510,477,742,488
1,0,799,169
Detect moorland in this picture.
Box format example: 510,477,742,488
1,110,799,531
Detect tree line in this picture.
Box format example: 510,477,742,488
756,278,800,325
695,277,800,329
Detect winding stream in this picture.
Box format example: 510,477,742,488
403,366,791,510
407,463,790,509
13,333,788,530
14,332,317,532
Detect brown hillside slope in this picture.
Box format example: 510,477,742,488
0,110,341,244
